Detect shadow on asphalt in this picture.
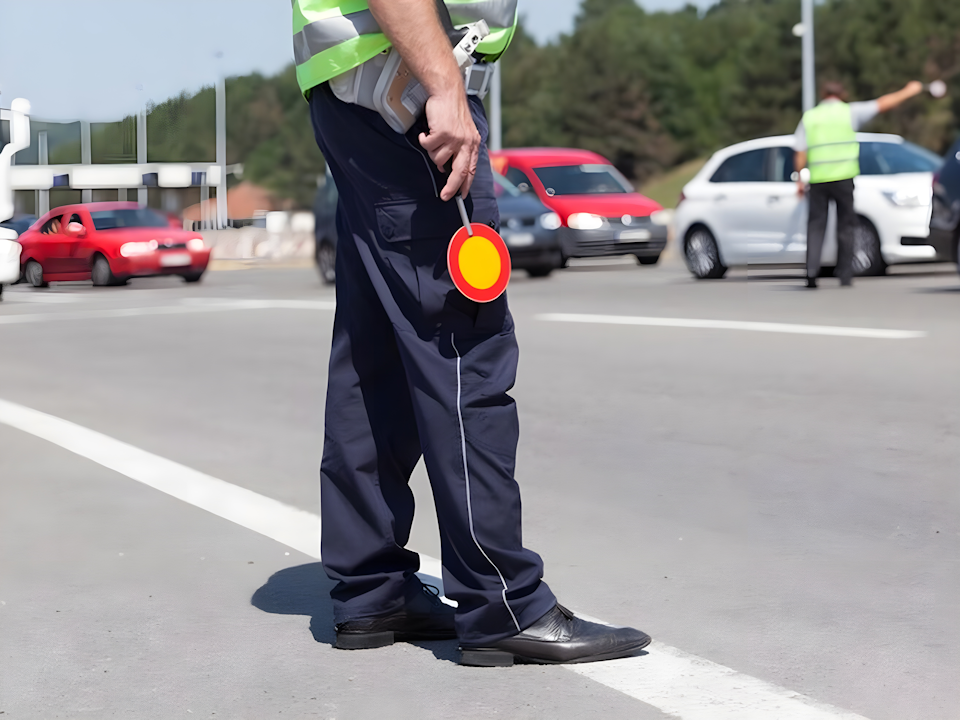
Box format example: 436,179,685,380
251,562,338,645
912,285,960,293
251,562,462,658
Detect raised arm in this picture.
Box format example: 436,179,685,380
368,0,480,201
876,81,924,113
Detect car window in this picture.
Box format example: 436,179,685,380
89,208,169,230
504,167,534,193
710,149,767,183
768,147,795,182
859,141,942,175
532,164,633,196
493,172,522,199
68,213,85,228
40,215,64,235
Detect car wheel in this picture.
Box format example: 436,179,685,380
316,240,336,285
526,266,553,278
684,226,727,279
636,254,660,266
92,255,124,286
24,260,47,288
181,271,204,283
852,219,886,276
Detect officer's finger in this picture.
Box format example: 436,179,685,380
456,144,478,199
441,152,471,202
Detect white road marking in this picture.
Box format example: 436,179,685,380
570,643,870,720
538,313,926,340
1,292,84,303
180,298,336,311
0,298,335,325
0,398,319,558
0,397,871,720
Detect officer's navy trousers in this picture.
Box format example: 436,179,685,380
308,84,557,645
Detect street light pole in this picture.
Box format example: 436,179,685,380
490,62,502,152
215,76,227,230
801,0,815,112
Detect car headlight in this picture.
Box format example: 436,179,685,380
187,237,205,251
539,212,561,230
649,210,673,226
567,212,605,230
882,190,929,208
119,240,159,257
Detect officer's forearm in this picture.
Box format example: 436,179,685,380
368,0,464,99
795,151,807,171
877,81,924,113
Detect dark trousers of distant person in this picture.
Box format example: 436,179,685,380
806,178,857,284
307,83,557,647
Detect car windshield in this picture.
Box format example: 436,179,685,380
859,141,942,175
533,164,633,195
89,208,169,230
493,172,522,198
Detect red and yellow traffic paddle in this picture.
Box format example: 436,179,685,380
447,195,511,303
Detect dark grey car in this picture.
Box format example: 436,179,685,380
314,173,563,284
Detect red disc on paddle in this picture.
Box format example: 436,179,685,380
447,223,511,303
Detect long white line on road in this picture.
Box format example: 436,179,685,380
538,312,926,340
0,397,870,720
0,398,319,558
0,298,335,325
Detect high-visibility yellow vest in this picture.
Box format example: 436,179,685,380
293,0,518,97
803,101,860,184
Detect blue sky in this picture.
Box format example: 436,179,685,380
0,0,716,121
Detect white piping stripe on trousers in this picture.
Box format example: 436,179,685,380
451,334,521,633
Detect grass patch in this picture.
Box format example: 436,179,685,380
639,158,708,208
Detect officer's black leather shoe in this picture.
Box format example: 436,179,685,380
459,604,651,667
806,277,818,288
334,583,456,650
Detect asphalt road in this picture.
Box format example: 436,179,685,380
1,255,958,719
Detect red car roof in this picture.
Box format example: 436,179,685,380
492,147,611,166
38,201,141,220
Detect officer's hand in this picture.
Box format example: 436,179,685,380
797,180,806,197
904,80,924,97
420,91,481,201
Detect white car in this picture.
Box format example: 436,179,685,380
674,133,941,279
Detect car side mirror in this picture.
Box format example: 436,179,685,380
64,222,86,238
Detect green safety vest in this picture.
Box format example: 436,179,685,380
802,101,860,184
292,0,518,97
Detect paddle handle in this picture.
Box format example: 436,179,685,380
456,195,474,237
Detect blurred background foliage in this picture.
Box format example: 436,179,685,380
36,0,960,207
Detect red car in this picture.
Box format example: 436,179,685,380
18,202,211,287
490,148,669,265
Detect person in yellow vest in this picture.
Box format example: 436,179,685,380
795,80,923,288
293,0,650,666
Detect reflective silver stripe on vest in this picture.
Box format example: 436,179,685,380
293,1,517,66
447,0,517,29
293,9,380,66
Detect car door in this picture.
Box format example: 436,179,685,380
33,213,71,272
764,146,808,262
63,211,93,273
705,148,782,264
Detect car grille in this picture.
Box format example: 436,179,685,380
157,242,187,250
502,216,538,229
569,216,666,256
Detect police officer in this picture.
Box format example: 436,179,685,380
293,0,650,666
795,80,923,288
